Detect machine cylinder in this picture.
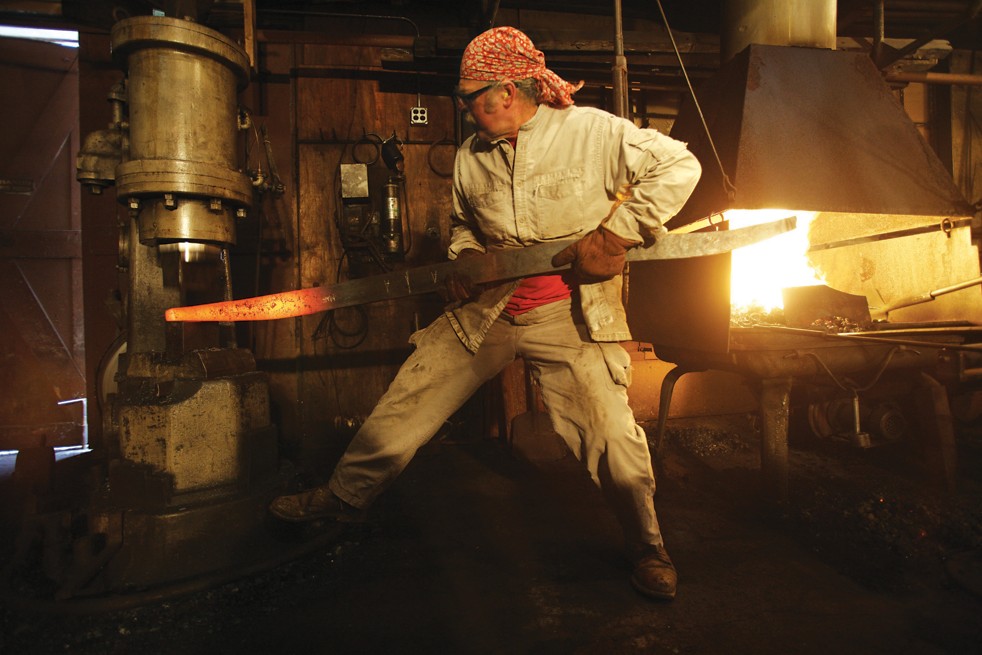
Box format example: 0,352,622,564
111,16,252,245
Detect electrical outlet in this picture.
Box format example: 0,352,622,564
410,105,428,125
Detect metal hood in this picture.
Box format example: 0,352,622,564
667,43,974,227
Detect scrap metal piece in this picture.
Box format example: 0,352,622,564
782,285,872,329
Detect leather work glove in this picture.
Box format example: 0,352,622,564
441,248,483,303
551,226,640,282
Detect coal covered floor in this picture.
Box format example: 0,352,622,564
2,415,982,654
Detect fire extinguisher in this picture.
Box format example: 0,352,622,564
380,134,406,260
380,178,404,260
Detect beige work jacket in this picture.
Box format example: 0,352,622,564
446,104,701,353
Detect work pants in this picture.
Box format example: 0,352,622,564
328,298,664,548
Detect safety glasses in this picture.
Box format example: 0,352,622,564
453,82,496,107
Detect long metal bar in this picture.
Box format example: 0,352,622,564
760,325,982,352
165,216,796,322
807,218,973,252
878,275,982,315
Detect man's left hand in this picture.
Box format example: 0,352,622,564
440,248,483,302
551,226,640,282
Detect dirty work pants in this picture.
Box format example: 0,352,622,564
328,298,664,548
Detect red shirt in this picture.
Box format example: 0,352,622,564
504,274,572,316
499,133,573,316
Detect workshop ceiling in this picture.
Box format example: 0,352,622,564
2,1,981,99
242,0,982,48
1,2,980,50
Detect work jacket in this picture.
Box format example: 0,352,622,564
446,103,701,353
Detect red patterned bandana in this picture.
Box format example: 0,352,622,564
459,27,584,108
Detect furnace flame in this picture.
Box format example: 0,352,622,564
727,209,823,312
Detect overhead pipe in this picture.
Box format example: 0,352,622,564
872,0,885,65
886,71,982,86
611,0,629,119
484,0,501,29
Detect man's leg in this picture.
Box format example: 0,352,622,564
513,301,676,599
270,315,517,520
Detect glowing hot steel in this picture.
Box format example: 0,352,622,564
165,287,337,322
727,209,823,311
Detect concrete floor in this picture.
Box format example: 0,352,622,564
2,415,982,654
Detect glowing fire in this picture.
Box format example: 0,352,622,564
727,209,824,311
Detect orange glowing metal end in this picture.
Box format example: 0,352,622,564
165,287,335,322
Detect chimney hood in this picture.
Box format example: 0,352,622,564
667,43,974,227
627,41,981,355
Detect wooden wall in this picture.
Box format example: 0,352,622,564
240,35,461,464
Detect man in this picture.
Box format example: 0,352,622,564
270,26,701,601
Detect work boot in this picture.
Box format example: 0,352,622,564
631,543,677,601
268,485,365,523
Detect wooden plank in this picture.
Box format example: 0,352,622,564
434,26,719,54
0,229,81,259
0,260,85,395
